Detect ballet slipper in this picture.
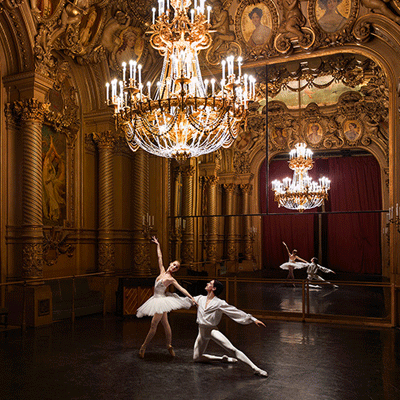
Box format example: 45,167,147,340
167,345,175,357
139,345,146,359
254,368,268,377
222,355,237,363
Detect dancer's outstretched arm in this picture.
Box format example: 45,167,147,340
171,279,198,306
151,236,165,274
282,241,290,256
318,264,336,274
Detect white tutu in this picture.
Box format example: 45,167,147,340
279,261,308,270
136,279,192,318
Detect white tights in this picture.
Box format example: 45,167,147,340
141,312,172,348
193,325,260,371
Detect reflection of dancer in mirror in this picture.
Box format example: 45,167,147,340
306,257,338,288
192,280,268,377
137,236,198,359
280,242,308,281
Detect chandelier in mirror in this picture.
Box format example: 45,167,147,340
271,143,331,212
106,0,255,163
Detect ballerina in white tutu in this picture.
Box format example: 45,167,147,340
137,236,197,359
280,241,308,281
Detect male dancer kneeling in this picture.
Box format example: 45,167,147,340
192,279,268,377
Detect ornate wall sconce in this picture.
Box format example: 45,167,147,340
388,204,400,232
142,213,154,238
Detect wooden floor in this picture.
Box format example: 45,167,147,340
1,304,399,399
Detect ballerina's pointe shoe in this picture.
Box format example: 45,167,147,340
254,368,268,378
222,355,238,363
167,345,175,357
139,346,146,359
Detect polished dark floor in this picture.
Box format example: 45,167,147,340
1,311,400,400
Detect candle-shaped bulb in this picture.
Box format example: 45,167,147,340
105,82,110,101
147,81,151,99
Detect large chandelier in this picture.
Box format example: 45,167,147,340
106,0,255,163
271,143,331,212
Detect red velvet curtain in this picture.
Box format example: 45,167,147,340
260,155,382,274
325,156,382,274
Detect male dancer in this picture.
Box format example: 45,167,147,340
306,257,338,288
192,279,268,377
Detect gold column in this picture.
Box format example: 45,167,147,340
223,183,237,261
12,100,47,280
204,176,219,263
181,165,195,266
92,131,116,274
241,184,253,261
172,167,182,260
131,149,151,275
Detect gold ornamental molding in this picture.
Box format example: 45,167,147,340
92,130,117,149
240,183,253,195
10,98,48,123
22,242,43,279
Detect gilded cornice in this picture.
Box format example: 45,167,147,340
25,0,400,71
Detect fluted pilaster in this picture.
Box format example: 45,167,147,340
131,149,151,275
224,183,237,261
92,131,116,274
204,176,219,263
181,166,195,265
240,184,253,261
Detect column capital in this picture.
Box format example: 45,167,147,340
92,130,117,149
240,183,253,195
203,175,219,187
223,183,236,193
9,99,47,123
181,165,196,177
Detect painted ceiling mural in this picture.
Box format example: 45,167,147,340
6,0,392,171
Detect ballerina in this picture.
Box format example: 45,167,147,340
280,241,308,281
137,236,198,358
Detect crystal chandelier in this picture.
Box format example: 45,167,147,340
271,143,331,212
106,0,255,163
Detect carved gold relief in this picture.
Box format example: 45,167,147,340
98,242,115,272
43,227,75,266
23,243,44,279
205,0,241,65
275,0,315,54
